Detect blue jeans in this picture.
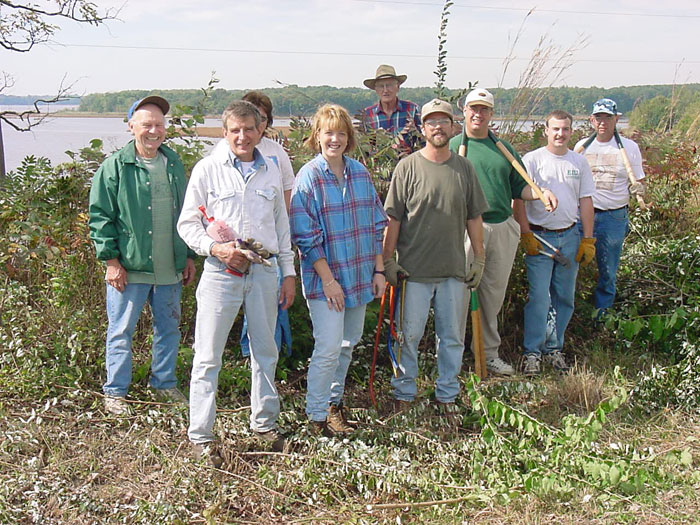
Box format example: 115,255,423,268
391,278,468,403
305,300,367,422
104,282,182,397
591,207,629,311
523,227,580,356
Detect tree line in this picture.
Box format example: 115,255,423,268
77,84,700,119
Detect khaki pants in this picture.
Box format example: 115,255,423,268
465,216,521,360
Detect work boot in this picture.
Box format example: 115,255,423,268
308,420,333,438
192,442,223,468
523,355,541,376
153,387,187,405
253,429,286,452
486,357,515,376
103,396,131,416
326,405,355,435
391,398,413,414
544,351,570,373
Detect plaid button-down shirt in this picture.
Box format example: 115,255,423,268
290,154,388,309
363,98,422,152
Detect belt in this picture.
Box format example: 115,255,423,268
594,205,628,214
528,223,575,233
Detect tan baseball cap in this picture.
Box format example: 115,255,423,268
464,88,494,108
421,98,454,121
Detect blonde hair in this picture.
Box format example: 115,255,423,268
306,104,356,154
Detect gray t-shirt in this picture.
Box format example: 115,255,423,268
385,151,489,282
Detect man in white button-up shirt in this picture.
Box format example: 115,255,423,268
178,101,296,462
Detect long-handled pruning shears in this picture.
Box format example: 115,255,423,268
369,278,407,407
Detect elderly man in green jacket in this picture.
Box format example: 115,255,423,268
89,96,196,415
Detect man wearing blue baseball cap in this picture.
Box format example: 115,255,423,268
574,98,646,316
89,95,196,415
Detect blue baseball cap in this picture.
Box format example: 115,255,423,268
127,95,170,120
592,98,620,116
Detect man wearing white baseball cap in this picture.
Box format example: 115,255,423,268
383,98,488,409
449,88,558,376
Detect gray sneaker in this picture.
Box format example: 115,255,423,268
154,387,187,404
192,442,223,468
523,355,541,376
486,357,515,376
544,351,570,373
103,396,131,416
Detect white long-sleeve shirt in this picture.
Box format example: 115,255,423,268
177,144,295,277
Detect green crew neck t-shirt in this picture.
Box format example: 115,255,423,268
384,151,489,282
448,135,527,224
128,153,180,285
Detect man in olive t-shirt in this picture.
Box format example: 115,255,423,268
448,88,557,376
383,99,488,406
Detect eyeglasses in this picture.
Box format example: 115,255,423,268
592,114,615,122
423,117,452,129
375,81,398,91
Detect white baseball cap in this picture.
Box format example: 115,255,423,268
464,88,494,108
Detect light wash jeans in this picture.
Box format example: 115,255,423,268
188,258,280,444
523,226,580,356
391,278,469,403
305,300,367,422
104,282,182,397
591,207,629,312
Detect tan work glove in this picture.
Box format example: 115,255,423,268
384,257,409,287
465,254,486,289
575,237,596,266
629,182,646,197
521,232,542,256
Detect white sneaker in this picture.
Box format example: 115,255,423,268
486,357,515,376
154,387,188,404
104,396,131,415
523,355,541,376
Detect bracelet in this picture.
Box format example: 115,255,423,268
373,270,386,275
323,279,336,287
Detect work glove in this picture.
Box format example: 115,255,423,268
384,257,409,287
575,237,596,266
465,254,486,289
521,232,542,256
629,182,646,197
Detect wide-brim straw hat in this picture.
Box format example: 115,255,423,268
363,65,407,89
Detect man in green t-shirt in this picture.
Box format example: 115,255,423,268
383,98,488,407
448,88,557,376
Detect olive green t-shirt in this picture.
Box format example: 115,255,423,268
448,135,527,224
384,151,489,282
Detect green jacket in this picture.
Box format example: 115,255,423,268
88,140,194,274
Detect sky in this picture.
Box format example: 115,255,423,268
2,0,699,97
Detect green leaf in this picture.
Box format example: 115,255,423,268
680,449,693,466
609,465,621,485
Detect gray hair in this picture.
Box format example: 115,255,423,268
222,100,262,130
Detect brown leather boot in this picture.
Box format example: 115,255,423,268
327,404,355,435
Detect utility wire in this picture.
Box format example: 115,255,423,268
348,0,700,19
54,43,699,64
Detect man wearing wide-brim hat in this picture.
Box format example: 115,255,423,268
362,64,422,153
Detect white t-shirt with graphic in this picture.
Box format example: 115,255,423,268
522,147,595,230
574,136,645,210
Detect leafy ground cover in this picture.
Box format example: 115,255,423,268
1,125,699,523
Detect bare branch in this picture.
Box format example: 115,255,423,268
0,0,120,52
0,74,77,131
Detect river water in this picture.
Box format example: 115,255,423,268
2,109,614,173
